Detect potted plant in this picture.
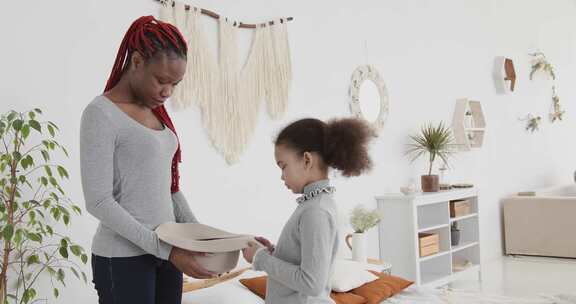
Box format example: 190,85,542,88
464,110,473,129
345,205,381,262
451,222,461,246
406,122,455,192
0,109,87,304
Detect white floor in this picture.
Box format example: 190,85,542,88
449,255,576,299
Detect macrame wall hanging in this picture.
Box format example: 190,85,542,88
157,0,293,164
521,52,564,133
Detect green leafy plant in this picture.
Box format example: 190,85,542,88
0,109,87,304
405,122,455,176
350,205,381,233
524,114,542,133
529,52,556,80
550,87,564,123
529,52,565,125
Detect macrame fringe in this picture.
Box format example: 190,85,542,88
160,2,292,164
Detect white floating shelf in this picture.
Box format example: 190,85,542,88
418,223,450,233
452,99,486,151
452,264,481,277
419,250,451,262
464,128,484,131
450,213,478,223
451,241,479,253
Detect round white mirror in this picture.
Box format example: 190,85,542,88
358,80,381,122
348,65,390,135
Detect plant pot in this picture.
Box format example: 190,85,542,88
421,175,439,192
464,112,474,129
451,228,461,246
345,233,367,262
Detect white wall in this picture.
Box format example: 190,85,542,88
1,0,576,302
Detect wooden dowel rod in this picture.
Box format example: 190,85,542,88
156,0,293,29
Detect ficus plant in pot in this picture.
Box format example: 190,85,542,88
0,109,87,304
405,122,456,192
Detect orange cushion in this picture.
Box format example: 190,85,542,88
331,291,367,304
240,276,367,304
350,271,413,304
239,276,267,299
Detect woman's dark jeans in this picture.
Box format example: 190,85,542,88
91,254,182,304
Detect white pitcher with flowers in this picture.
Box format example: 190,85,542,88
345,205,381,262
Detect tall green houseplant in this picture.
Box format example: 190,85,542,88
406,122,455,192
0,109,87,304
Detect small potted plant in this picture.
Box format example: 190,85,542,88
345,205,381,262
406,122,456,192
464,110,473,129
451,222,461,246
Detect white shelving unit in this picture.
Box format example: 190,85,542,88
376,188,481,288
452,99,486,151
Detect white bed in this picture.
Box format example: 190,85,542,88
181,269,563,304
181,270,265,304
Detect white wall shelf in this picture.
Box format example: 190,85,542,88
376,188,481,288
450,213,478,223
452,241,479,253
419,250,451,262
418,224,450,233
452,98,486,151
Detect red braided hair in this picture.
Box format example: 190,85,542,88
104,16,187,193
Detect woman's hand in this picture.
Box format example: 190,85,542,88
255,236,275,253
169,246,216,279
242,241,264,264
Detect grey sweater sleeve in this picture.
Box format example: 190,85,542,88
253,208,335,296
80,106,172,260
172,191,199,223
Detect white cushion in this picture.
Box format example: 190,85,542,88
330,259,379,292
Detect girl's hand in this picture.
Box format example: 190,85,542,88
242,241,263,263
255,236,275,253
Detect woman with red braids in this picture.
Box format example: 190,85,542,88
80,16,214,303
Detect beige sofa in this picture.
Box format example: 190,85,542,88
503,185,576,258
